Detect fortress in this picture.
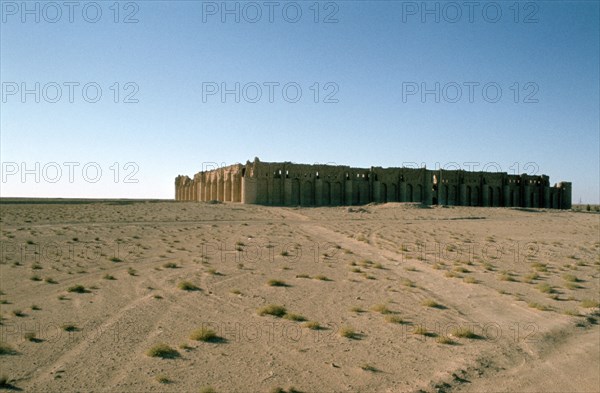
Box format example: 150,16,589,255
175,158,572,209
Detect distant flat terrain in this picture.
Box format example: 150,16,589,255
1,201,598,392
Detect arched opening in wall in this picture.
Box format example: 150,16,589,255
360,180,369,204
331,182,342,205
323,181,331,205
286,170,289,179
443,185,449,205
208,180,215,200
234,176,242,202
466,186,472,206
530,193,535,208
203,181,210,201
224,177,232,202
496,186,502,206
302,181,314,206
381,183,388,203
407,184,413,202
390,183,397,202
273,178,282,205
416,184,423,202
218,179,225,201
451,185,458,205
291,179,300,206
242,168,246,177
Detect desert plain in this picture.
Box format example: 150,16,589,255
0,200,598,392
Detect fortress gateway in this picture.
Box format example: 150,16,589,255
175,158,572,209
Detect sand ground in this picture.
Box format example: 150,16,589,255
0,201,598,392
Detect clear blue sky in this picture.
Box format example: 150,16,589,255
1,1,598,202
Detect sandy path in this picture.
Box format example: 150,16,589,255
271,207,599,392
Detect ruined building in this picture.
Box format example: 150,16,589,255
175,158,572,209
